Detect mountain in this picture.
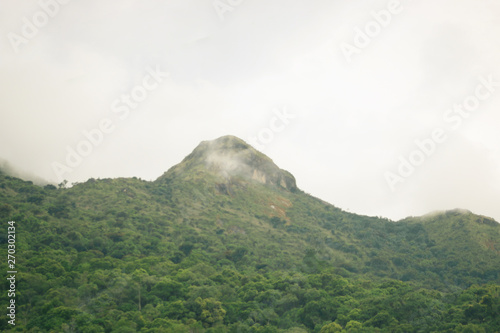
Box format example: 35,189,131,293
0,135,499,332
157,135,297,192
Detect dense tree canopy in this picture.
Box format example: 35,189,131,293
0,167,499,332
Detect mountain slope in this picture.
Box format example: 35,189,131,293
0,135,499,332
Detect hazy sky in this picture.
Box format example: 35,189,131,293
1,0,500,222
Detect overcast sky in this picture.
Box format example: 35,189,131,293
1,0,499,222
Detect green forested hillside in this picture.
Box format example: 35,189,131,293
1,136,499,332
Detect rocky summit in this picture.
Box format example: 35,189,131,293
158,135,297,192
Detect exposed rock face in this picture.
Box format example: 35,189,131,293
160,135,297,192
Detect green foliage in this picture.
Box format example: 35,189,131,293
320,322,343,332
0,161,499,332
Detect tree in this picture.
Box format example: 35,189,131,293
194,298,226,327
365,310,398,329
151,278,185,301
454,323,486,333
320,322,343,333
132,268,149,311
345,321,363,331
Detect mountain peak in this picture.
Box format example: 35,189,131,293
159,135,297,192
